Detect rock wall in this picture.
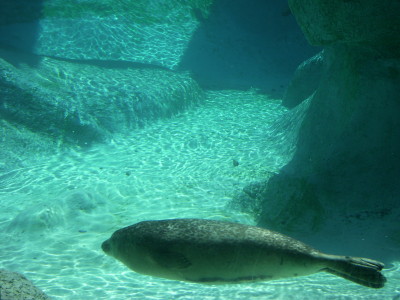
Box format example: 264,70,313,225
0,1,207,171
253,0,400,256
0,48,203,147
0,47,204,172
0,269,50,300
288,0,400,50
0,0,212,69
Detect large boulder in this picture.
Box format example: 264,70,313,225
0,269,50,300
253,0,400,255
0,0,212,69
289,0,400,50
260,44,400,228
0,48,204,148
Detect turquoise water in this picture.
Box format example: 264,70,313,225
1,1,399,299
1,91,399,299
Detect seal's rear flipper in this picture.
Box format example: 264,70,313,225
323,255,386,289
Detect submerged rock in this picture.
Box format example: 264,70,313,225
0,269,50,300
253,0,400,255
0,0,212,70
289,0,400,50
0,48,204,148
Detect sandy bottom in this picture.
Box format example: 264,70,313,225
0,91,399,299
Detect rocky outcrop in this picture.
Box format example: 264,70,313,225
0,269,50,300
0,48,203,147
0,47,204,172
288,0,400,50
0,1,208,172
0,0,212,69
253,0,400,247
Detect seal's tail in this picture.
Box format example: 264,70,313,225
322,255,386,288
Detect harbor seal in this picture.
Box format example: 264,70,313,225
101,219,386,288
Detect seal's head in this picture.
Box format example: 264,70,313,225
101,239,112,255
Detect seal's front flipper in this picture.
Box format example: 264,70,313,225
323,255,386,288
151,249,192,270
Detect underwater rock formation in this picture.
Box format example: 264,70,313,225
0,48,203,149
253,0,400,247
288,0,400,50
0,0,212,70
0,0,318,96
0,1,207,172
0,269,50,300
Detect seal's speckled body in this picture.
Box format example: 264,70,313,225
102,219,386,288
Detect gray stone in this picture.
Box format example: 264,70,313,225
0,48,204,148
259,44,400,234
0,269,50,300
289,0,400,50
0,119,58,172
0,0,211,70
255,0,400,246
257,173,324,233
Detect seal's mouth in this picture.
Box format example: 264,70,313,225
101,240,111,254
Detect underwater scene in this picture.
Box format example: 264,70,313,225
1,0,400,299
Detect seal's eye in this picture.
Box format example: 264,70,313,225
102,240,111,253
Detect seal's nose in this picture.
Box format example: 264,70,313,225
101,240,111,254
